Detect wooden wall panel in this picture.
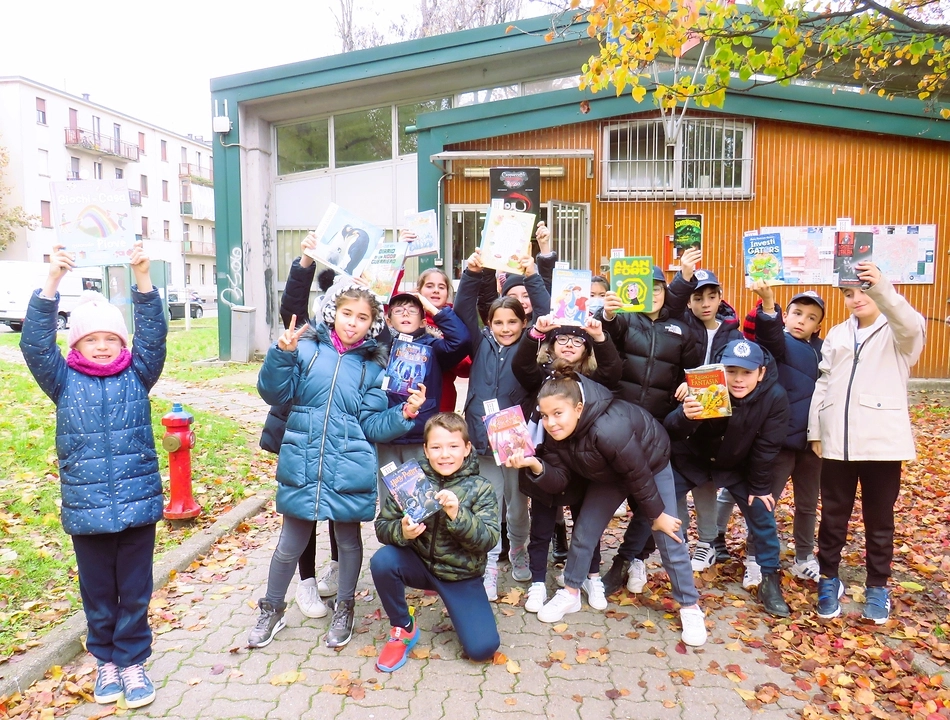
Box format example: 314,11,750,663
444,114,950,377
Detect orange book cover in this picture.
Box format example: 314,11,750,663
684,364,732,419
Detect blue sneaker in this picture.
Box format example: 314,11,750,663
816,576,843,619
863,586,891,624
119,663,156,709
93,661,123,704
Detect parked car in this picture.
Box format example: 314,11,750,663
168,291,203,319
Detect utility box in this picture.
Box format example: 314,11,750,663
230,306,256,363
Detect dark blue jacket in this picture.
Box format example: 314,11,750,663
384,307,470,445
257,323,413,523
20,287,167,536
754,305,823,451
455,268,551,456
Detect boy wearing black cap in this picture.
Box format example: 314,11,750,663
665,339,791,617
715,282,825,583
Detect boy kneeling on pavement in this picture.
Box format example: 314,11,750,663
665,339,792,617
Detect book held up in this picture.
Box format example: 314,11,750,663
478,208,536,274
382,335,431,396
484,406,535,466
304,203,385,278
380,459,441,524
609,256,654,313
684,364,732,419
550,268,591,326
742,232,784,287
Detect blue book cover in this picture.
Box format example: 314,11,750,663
380,459,440,524
382,337,431,396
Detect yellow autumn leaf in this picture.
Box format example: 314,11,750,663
357,645,376,657
49,665,64,681
270,670,305,686
735,688,757,701
899,581,925,592
631,85,647,103
553,623,569,633
506,659,521,674
941,108,950,119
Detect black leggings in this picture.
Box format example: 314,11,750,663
297,520,340,581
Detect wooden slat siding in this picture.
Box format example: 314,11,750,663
443,112,950,377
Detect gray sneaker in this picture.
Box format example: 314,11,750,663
248,599,286,648
510,545,531,582
316,561,339,598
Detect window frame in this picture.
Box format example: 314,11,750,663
35,98,47,125
141,216,149,237
162,180,169,202
40,201,52,228
140,174,148,197
161,139,167,162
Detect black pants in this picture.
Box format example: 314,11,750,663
72,524,156,667
297,519,339,580
817,459,902,587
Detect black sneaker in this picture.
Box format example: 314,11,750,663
326,599,355,648
713,533,731,563
757,572,790,617
248,599,286,648
601,556,630,596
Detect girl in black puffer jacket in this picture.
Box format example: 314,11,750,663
507,375,707,646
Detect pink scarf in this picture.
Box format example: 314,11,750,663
330,329,366,355
66,348,133,377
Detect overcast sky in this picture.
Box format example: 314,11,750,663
2,0,555,139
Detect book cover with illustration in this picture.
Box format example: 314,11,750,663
833,231,874,287
684,364,732,419
743,232,785,287
609,256,654,313
403,209,439,257
304,203,385,278
380,459,441,524
478,207,536,274
550,268,591,326
50,180,136,267
673,214,703,257
358,240,409,302
484,406,535,466
382,338,431,396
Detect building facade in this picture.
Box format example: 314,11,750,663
0,77,217,300
209,17,950,376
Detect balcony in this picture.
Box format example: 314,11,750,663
129,189,142,206
183,240,216,256
64,128,140,162
179,163,213,184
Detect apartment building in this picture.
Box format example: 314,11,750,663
0,77,217,300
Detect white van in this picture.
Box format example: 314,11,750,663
0,262,103,331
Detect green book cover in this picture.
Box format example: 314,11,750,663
609,256,654,313
673,214,703,253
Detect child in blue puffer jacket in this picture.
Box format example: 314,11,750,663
20,244,167,711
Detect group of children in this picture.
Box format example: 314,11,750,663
21,224,926,708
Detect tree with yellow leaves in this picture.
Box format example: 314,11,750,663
0,140,35,254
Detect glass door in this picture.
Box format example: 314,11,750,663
547,200,590,270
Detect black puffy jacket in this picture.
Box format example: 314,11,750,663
603,309,701,420
663,272,742,364
527,376,669,520
663,348,790,496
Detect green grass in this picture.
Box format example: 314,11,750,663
0,357,274,658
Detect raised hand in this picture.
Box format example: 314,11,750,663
602,290,622,321
750,280,775,309
533,314,559,335
519,254,537,276
398,229,417,243
300,231,318,268
404,383,427,419
584,316,605,343
466,249,484,274
680,247,702,282
535,221,551,253
855,261,881,288
42,245,75,297
415,292,439,318
130,242,153,292
277,314,309,352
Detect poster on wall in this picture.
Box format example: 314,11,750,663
759,224,936,285
490,168,541,215
50,180,135,267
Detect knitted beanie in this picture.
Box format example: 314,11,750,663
67,291,129,348
501,274,526,297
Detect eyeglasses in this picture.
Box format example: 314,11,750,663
390,306,421,317
555,335,586,347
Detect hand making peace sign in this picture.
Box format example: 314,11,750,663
277,314,309,352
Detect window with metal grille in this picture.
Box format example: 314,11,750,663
601,118,753,200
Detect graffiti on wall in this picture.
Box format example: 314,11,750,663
262,194,277,328
219,246,244,308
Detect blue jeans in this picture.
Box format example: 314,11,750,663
672,469,781,574
72,523,156,667
370,545,500,661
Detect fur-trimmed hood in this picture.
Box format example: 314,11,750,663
300,321,389,367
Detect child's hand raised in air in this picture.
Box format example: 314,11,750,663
855,261,881,288
518,254,537,277
584,316,605,343
535,221,551,253
750,280,776,310
42,245,75,297
504,448,542,475
680,248,702,282
466,249,484,274
299,231,318,268
651,512,684,543
435,489,459,521
602,290,623,321
414,293,438,318
130,242,153,292
401,515,426,540
533,314,559,335
398,229,417,244
403,383,427,419
277,314,309,352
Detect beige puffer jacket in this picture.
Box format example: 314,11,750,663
807,278,926,462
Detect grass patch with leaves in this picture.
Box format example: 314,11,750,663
0,358,275,660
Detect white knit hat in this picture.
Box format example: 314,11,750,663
67,291,129,348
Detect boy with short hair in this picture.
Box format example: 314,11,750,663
665,339,791,617
716,283,825,584
371,413,501,671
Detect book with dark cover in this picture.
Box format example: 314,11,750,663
484,406,535,466
382,337,431,396
833,231,873,287
380,459,441,524
673,214,703,255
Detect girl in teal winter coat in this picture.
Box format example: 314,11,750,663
250,282,425,650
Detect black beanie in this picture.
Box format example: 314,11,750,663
501,274,526,296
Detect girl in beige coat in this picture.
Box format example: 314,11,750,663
807,262,926,623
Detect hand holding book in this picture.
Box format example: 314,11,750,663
403,383,427,420
401,515,427,540
504,448,542,475
679,248,702,282
434,489,459,520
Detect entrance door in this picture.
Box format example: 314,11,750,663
444,205,489,286
547,200,590,270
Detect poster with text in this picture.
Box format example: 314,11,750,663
50,180,135,267
489,168,541,216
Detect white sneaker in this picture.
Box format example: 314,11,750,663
525,582,548,613
613,502,628,518
295,578,328,619
690,542,717,572
555,572,565,588
483,567,498,601
581,575,607,610
316,560,339,598
742,556,762,590
680,606,707,647
510,545,531,582
790,556,820,582
537,588,582,623
626,558,648,594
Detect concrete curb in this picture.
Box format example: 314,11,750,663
908,379,950,391
0,493,272,700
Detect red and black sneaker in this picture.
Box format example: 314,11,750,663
376,623,420,673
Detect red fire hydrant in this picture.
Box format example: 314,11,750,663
162,403,201,520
